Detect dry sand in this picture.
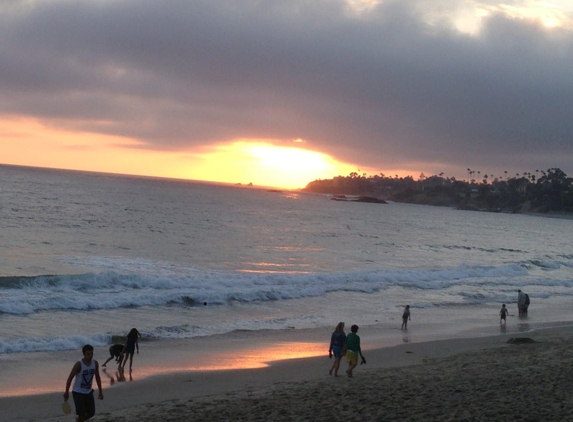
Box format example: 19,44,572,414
3,326,573,422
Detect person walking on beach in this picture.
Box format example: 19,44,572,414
328,322,346,377
499,304,508,324
101,344,125,368
401,305,411,330
121,328,141,372
345,324,366,378
63,344,103,422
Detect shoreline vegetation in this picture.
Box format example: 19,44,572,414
303,167,573,215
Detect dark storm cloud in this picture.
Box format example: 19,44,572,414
1,0,572,177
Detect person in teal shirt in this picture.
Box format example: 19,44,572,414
345,324,366,377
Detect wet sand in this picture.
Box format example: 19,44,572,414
3,325,573,422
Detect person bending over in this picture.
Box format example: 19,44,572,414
101,344,125,367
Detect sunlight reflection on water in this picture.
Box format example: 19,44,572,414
137,342,326,376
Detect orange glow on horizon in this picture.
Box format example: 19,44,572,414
189,140,364,189
0,117,367,189
0,116,415,189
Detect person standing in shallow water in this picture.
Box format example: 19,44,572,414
345,324,366,378
401,305,411,330
121,328,141,372
64,344,103,422
328,322,346,377
499,304,508,324
517,290,526,317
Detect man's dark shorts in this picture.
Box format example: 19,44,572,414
72,390,95,418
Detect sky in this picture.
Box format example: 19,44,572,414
1,0,572,189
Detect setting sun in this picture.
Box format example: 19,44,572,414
187,140,359,189
0,117,363,190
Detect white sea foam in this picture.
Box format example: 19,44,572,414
0,333,111,354
0,262,542,315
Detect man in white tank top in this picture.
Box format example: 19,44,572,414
64,344,104,422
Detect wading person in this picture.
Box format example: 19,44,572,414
517,290,526,317
401,305,411,330
499,304,508,324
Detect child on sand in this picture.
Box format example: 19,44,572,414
499,303,509,324
401,305,411,330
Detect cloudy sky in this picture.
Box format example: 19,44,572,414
1,0,572,188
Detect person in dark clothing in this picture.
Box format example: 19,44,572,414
499,304,509,324
401,305,411,330
121,328,141,372
328,322,346,377
101,344,125,367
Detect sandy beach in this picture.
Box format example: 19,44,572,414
3,325,573,422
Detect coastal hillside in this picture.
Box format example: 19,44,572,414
303,168,573,214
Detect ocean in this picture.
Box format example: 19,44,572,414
1,164,572,396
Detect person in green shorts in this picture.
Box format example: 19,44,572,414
345,324,366,377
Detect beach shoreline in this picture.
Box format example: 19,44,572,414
3,324,573,421
2,299,570,399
